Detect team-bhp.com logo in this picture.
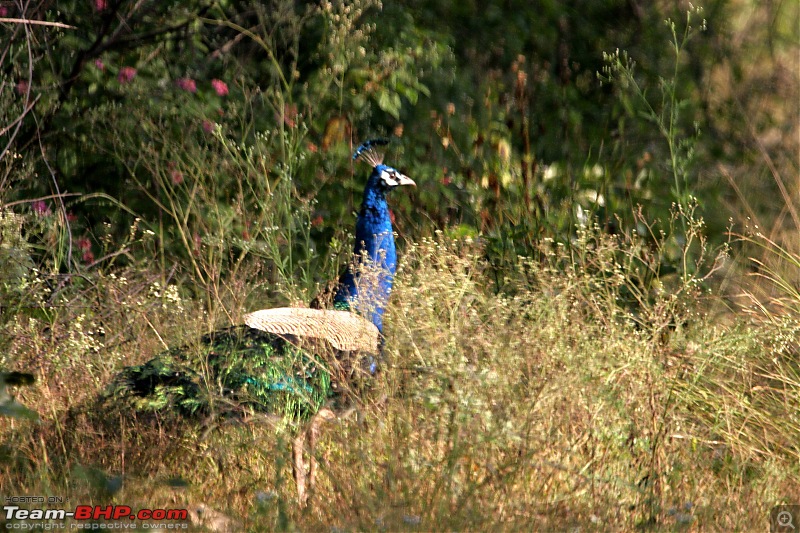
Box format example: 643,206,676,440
4,505,189,529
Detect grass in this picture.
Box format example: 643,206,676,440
1,214,799,531
1,4,798,528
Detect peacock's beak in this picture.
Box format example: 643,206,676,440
396,173,416,187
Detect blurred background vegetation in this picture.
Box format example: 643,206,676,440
1,0,795,292
1,0,798,529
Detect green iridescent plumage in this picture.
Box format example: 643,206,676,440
107,326,334,421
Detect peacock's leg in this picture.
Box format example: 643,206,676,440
306,408,335,497
307,424,319,499
293,432,308,507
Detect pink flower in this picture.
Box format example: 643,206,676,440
94,58,105,71
76,237,92,252
211,79,228,96
82,250,95,263
31,200,51,216
0,6,9,16
193,232,201,257
118,66,136,84
275,104,298,128
95,0,107,11
167,161,183,184
176,78,197,93
202,120,214,133
16,80,29,95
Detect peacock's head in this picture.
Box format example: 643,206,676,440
374,164,416,190
353,139,416,191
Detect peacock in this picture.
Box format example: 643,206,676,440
103,139,415,504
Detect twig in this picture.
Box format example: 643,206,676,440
0,18,76,29
1,192,82,208
0,94,40,137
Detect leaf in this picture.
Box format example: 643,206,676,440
3,372,35,387
376,90,400,119
0,399,39,420
0,372,38,420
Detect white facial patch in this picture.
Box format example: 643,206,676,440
380,168,400,186
379,168,414,188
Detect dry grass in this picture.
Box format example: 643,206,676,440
2,222,799,531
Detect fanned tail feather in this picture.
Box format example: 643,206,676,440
244,307,379,353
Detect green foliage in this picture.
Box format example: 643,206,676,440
0,0,793,278
600,6,707,208
0,372,37,421
0,211,34,303
1,0,763,298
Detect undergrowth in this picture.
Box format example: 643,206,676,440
1,214,798,531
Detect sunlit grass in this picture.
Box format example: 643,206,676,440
2,215,798,530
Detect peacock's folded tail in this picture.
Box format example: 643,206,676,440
105,326,349,421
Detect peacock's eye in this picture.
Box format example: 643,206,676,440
379,167,415,188
380,168,398,186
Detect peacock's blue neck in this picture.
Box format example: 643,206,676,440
334,166,397,333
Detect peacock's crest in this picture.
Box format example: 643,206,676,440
352,138,389,167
